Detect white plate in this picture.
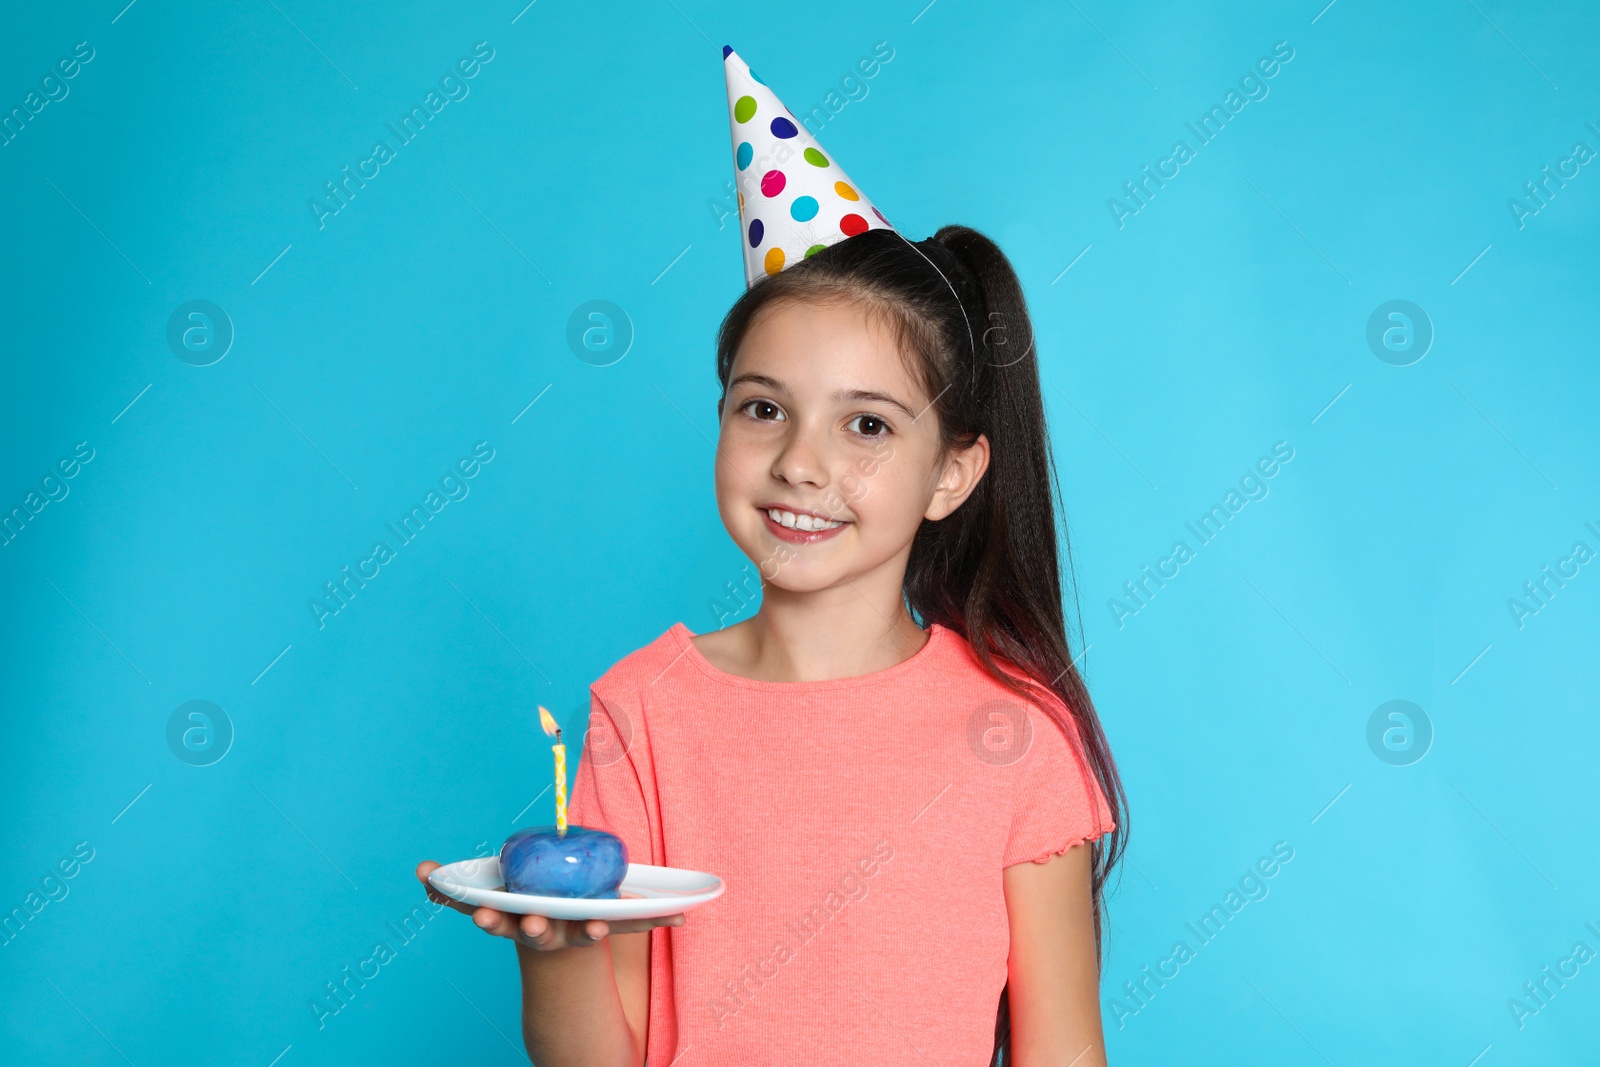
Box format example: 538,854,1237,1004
428,856,725,920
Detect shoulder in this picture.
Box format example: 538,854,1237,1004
934,626,1092,766
591,624,690,698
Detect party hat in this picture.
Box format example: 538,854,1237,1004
723,45,896,286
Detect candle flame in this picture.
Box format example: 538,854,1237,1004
537,705,561,740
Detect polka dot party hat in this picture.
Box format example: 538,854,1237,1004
723,45,896,287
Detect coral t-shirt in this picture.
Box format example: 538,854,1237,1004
567,622,1114,1067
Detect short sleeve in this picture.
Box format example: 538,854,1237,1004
1001,702,1116,868
565,687,655,867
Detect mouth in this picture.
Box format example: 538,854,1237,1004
759,504,851,544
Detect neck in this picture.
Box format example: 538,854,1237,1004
703,552,929,682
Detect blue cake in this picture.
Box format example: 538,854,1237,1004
500,825,628,898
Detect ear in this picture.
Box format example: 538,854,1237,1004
925,434,990,521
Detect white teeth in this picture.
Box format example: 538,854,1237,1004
766,508,844,532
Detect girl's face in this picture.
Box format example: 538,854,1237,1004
714,297,989,594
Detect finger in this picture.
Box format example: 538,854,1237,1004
473,907,520,939
519,913,551,945
523,915,568,951
416,861,477,915
563,919,605,948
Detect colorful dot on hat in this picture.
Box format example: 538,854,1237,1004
736,142,753,170
790,196,818,222
764,247,785,275
804,148,828,167
738,191,745,213
872,207,890,226
834,181,859,202
748,68,766,85
734,96,757,123
770,116,798,139
760,169,786,197
840,213,868,237
748,218,764,248
805,243,826,258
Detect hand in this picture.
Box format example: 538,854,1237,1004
415,860,685,950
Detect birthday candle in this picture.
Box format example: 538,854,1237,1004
553,744,567,836
538,706,567,836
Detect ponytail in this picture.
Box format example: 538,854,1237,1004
914,227,1126,1064
714,224,1127,1067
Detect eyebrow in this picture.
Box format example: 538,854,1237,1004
728,372,787,393
727,373,918,421
835,388,917,420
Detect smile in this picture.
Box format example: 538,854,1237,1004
760,506,850,543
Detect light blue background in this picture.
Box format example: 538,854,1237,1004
3,1,1597,1064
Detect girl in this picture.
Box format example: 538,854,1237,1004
417,223,1126,1065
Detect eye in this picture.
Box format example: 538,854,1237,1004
847,414,892,437
740,398,785,422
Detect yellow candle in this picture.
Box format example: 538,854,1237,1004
538,706,568,836
554,742,567,836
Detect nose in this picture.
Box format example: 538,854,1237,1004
770,419,831,490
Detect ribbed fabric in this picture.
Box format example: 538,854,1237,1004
567,622,1114,1066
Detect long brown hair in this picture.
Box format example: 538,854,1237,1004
715,225,1126,1065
